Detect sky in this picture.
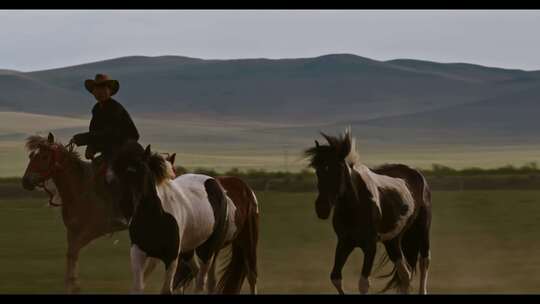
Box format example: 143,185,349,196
1,10,540,72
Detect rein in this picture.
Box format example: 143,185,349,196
33,141,75,208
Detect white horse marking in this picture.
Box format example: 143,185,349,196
352,164,415,242
419,251,431,294
345,137,415,242
195,261,210,294
130,244,148,294
162,258,179,294
223,195,238,243
396,258,412,294
156,174,216,252
43,179,63,206
251,189,260,214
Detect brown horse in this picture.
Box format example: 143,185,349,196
21,133,128,293
165,155,260,294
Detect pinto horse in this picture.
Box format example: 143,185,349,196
111,142,245,294
163,155,259,294
21,133,128,293
304,130,432,294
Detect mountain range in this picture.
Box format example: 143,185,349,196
1,53,538,130
1,53,539,175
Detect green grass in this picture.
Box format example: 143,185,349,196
3,111,540,177
1,190,540,294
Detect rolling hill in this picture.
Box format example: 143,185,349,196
1,54,540,176
1,53,537,125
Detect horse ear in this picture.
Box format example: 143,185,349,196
144,145,152,159
315,140,320,148
47,133,54,144
339,133,352,160
169,153,176,165
320,132,335,147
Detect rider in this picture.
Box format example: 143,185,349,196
71,74,140,228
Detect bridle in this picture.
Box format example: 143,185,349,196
30,141,75,207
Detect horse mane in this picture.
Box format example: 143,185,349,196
148,152,176,185
304,128,359,168
25,135,50,152
25,135,86,173
345,136,360,168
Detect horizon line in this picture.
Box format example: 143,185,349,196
8,52,538,74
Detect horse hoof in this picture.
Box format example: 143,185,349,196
66,279,81,294
358,276,370,294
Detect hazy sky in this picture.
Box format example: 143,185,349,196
1,10,540,72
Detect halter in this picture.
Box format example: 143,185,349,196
30,141,74,207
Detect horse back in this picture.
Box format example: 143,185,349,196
372,164,431,210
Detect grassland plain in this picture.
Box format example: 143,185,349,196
1,190,540,294
3,111,540,177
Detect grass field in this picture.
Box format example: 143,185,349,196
1,190,540,294
3,111,540,177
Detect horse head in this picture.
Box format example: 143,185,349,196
22,133,67,191
304,129,353,219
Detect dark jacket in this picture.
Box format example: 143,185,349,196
74,98,139,158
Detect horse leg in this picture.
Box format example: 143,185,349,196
207,251,219,294
243,249,258,294
419,251,430,294
358,242,377,294
161,258,179,295
195,258,210,293
65,234,81,294
65,229,97,294
144,258,158,281
175,255,200,294
419,225,431,294
330,240,354,295
384,238,411,294
130,244,148,294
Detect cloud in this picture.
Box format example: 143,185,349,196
0,10,539,71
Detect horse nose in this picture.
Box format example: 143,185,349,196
21,175,36,190
315,196,332,220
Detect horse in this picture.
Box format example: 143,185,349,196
110,142,240,294
21,133,129,293
304,129,432,294
163,154,259,294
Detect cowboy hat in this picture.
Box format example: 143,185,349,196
84,74,120,96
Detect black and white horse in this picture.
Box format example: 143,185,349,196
111,142,236,294
305,129,432,294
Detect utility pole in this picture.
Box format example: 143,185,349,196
283,145,289,172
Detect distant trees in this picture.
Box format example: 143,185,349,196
169,162,540,192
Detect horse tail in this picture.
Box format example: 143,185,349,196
216,187,259,294
375,234,420,294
